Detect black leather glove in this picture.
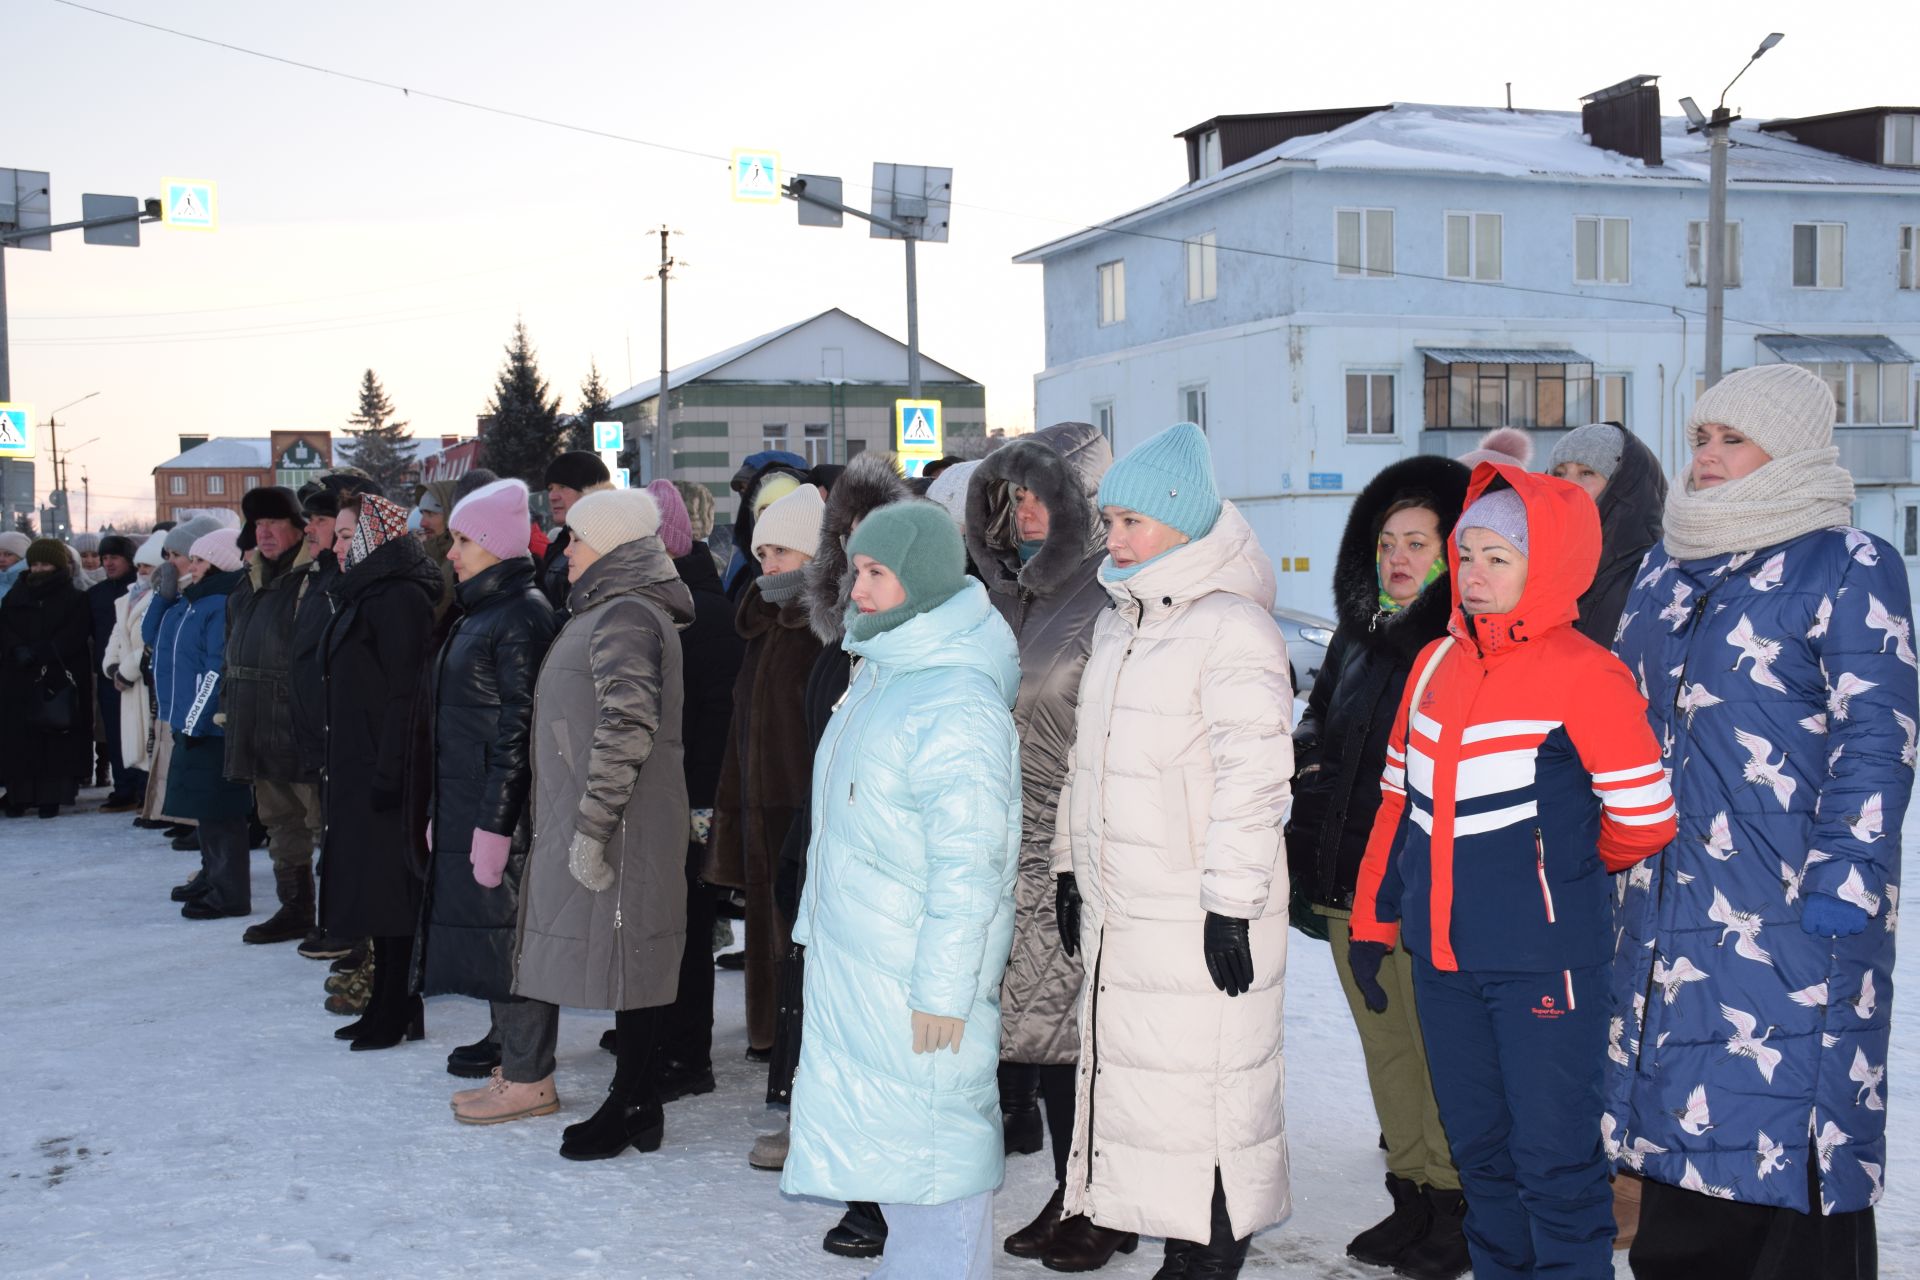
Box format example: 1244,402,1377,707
1055,873,1081,958
1203,912,1253,997
369,785,402,814
1348,940,1392,1013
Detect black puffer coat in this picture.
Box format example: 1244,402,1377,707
537,526,573,614
289,551,339,780
417,557,558,1000
221,543,313,783
0,571,94,806
1572,425,1666,648
85,569,133,674
1288,454,1468,914
318,535,442,939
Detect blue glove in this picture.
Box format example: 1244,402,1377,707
1802,892,1869,938
1348,940,1392,1013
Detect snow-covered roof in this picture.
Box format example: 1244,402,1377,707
154,438,271,469
154,434,433,471
1017,102,1920,263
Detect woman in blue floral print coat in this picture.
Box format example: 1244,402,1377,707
1607,365,1916,1279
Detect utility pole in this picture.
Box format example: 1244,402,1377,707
1684,33,1783,390
81,466,89,530
651,227,676,485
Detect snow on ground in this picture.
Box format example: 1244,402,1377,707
3,795,1918,1278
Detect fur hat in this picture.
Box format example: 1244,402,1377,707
566,488,661,555
544,450,611,492
242,485,306,527
98,534,138,562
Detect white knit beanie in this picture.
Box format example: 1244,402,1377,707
752,484,824,558
133,533,166,568
0,531,29,558
566,488,661,555
1688,364,1835,459
925,459,982,531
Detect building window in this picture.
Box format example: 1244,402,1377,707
1888,114,1919,167
1346,373,1396,437
1181,384,1209,433
1785,362,1912,426
1186,232,1217,303
845,439,867,459
1336,208,1394,277
206,475,225,495
1093,400,1116,442
1196,129,1222,179
1444,212,1502,281
1906,505,1919,558
762,423,787,452
1424,358,1595,430
1686,221,1743,288
1599,374,1630,427
168,475,186,496
1900,226,1918,290
1574,216,1630,284
1097,260,1126,326
246,474,262,491
802,423,830,467
1792,223,1845,289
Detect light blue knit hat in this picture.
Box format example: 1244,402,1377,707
1095,422,1221,540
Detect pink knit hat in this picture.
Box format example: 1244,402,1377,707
648,480,694,558
188,528,243,573
449,479,533,558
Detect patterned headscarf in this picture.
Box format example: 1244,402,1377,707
344,493,411,571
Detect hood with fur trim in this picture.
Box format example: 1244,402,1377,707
965,421,1111,601
1330,454,1470,656
804,452,913,642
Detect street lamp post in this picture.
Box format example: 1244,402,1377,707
1684,32,1784,391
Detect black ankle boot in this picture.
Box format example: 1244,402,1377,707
1176,1173,1250,1280
559,1087,665,1161
822,1201,888,1258
1000,1062,1044,1155
1348,1173,1432,1266
1393,1188,1469,1280
345,938,424,1051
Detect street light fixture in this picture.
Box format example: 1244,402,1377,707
1692,33,1785,390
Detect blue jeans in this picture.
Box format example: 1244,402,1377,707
873,1191,993,1280
1413,957,1613,1279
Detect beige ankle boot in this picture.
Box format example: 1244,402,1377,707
454,1073,559,1125
451,1068,504,1110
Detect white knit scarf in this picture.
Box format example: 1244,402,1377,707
1661,446,1857,561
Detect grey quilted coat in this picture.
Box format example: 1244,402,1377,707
965,421,1113,1064
513,536,694,1012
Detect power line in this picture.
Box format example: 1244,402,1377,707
43,0,1833,346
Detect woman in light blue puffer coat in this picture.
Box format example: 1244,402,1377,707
782,500,1022,1280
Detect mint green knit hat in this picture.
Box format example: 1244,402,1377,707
1096,421,1221,540
844,500,967,642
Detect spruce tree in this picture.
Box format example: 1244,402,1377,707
338,369,414,494
483,320,564,484
570,360,614,452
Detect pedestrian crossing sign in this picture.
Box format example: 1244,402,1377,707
0,404,33,458
161,178,217,231
732,151,781,204
894,400,943,458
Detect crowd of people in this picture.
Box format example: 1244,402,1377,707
0,362,1909,1280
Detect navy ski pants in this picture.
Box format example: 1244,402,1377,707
1413,958,1614,1279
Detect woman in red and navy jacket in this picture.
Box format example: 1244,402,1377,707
1348,463,1676,1280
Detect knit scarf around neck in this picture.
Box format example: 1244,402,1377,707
1661,447,1856,561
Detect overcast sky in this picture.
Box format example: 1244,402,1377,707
6,0,1913,526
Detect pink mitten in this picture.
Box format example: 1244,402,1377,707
470,829,511,888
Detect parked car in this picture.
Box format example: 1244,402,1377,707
1272,606,1335,698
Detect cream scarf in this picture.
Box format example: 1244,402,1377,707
1661,446,1856,561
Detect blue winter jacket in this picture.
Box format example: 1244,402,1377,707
1606,526,1915,1214
147,592,190,726
781,579,1022,1207
167,569,241,738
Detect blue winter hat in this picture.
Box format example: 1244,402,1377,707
1095,422,1221,540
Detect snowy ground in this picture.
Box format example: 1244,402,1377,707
3,794,1917,1279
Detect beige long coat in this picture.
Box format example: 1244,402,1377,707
1053,502,1294,1243
513,537,692,1012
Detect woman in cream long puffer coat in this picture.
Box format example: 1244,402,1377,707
1054,423,1293,1278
